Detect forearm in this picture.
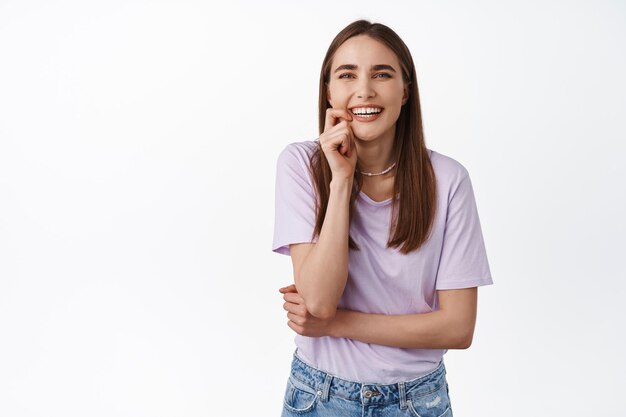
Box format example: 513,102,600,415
296,178,352,320
329,308,471,349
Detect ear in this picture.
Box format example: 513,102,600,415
401,84,409,105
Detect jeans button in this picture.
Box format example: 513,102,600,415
364,390,372,398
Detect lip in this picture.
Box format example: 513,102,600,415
350,106,384,123
349,104,384,111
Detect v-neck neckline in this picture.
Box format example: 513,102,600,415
358,191,395,206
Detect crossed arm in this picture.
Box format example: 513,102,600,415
279,284,478,350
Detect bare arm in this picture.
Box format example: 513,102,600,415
290,177,353,320
328,288,478,349
289,108,357,321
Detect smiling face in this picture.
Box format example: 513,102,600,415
326,34,409,143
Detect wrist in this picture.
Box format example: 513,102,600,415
328,308,346,338
330,177,354,191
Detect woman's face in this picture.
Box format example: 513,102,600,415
326,34,408,143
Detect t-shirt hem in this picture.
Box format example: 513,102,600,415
435,277,494,290
294,346,445,385
272,237,319,256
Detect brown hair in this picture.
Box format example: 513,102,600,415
308,19,437,254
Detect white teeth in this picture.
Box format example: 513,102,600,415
351,107,382,115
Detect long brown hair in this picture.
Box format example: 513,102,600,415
309,19,437,254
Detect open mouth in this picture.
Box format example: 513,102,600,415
350,107,384,118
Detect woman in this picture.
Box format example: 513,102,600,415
272,19,493,417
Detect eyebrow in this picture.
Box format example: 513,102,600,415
333,64,397,73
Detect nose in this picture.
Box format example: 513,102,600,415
356,76,375,99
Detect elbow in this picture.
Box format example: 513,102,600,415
455,329,474,349
457,336,472,350
308,302,337,321
297,281,339,320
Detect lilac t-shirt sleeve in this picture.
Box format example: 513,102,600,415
272,143,319,256
435,169,493,290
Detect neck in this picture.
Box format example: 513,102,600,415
354,130,396,175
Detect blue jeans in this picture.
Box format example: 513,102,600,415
281,349,453,417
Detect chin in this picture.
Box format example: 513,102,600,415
352,125,375,136
354,134,376,142
353,128,388,142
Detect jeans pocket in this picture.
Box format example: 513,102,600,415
405,381,452,417
283,375,320,414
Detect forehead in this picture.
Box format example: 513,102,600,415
331,35,400,69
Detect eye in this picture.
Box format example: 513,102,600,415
374,73,392,78
338,73,354,79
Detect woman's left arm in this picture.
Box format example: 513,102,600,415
280,285,477,350
331,288,477,349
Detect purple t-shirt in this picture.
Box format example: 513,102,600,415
272,139,493,384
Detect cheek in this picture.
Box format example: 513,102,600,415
328,85,349,105
329,99,349,109
381,103,403,123
390,104,404,118
385,84,406,103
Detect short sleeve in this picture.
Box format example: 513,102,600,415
435,170,493,290
271,143,319,256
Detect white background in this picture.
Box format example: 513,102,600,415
1,1,624,416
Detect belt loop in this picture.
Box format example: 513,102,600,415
320,373,332,403
398,381,407,410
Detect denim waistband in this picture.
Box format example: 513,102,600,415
289,349,446,406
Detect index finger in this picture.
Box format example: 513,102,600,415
324,108,353,132
283,292,305,304
279,284,298,293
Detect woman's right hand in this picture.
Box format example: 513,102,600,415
319,108,358,180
